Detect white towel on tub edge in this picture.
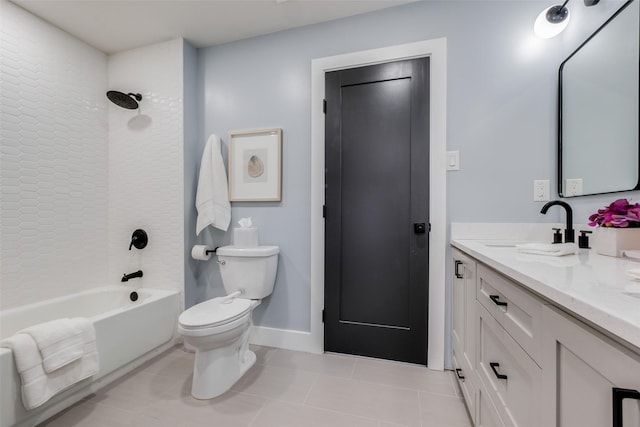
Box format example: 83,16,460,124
1,329,99,410
20,317,93,373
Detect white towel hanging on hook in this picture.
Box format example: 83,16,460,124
196,134,231,235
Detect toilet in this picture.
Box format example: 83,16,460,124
178,245,279,399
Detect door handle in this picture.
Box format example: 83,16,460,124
489,295,508,307
490,362,508,380
413,223,426,234
612,387,640,427
455,368,465,381
454,260,463,279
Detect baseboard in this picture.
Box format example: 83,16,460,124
250,325,322,354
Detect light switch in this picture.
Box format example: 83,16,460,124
447,151,460,171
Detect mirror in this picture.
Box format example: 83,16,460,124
559,0,639,197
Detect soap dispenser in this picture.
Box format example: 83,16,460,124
578,230,592,249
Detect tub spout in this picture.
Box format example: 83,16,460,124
121,270,143,282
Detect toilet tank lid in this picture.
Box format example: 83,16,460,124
217,245,279,257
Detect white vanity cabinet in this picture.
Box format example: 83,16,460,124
452,249,478,424
451,243,640,427
541,305,640,427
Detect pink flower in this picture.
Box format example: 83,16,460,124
588,199,640,228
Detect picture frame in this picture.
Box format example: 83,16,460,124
228,128,282,202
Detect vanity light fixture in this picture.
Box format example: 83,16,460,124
534,0,571,38
534,0,600,39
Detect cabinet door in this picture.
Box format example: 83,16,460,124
452,250,477,373
541,305,640,427
452,250,477,424
453,351,476,423
452,253,465,358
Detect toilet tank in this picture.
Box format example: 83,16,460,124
216,245,279,299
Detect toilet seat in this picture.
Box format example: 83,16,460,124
179,297,252,330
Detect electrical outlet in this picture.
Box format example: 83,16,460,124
533,179,550,202
565,178,583,196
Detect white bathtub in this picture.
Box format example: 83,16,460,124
0,286,181,427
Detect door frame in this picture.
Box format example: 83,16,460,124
310,38,447,370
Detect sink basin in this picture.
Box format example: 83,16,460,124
476,240,526,248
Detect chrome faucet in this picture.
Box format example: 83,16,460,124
121,270,143,282
540,200,574,243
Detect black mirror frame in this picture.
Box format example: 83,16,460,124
558,0,640,197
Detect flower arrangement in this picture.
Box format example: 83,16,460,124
588,198,640,228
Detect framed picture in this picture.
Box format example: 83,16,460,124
228,128,282,201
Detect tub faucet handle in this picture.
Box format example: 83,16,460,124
129,229,148,251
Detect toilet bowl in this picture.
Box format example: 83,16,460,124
178,245,279,399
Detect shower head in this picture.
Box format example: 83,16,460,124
106,91,142,109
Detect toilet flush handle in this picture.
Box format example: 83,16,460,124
220,290,243,304
217,259,226,265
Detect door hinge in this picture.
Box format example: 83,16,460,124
323,205,327,218
322,309,325,323
429,223,431,232
323,99,327,114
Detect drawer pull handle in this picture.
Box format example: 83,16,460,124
490,362,508,380
454,260,463,278
455,368,465,380
612,387,640,427
489,295,507,307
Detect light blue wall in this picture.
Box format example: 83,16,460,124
193,1,640,332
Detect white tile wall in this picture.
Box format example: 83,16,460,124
1,3,185,309
0,1,109,309
107,39,184,293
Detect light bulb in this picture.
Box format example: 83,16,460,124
534,5,571,38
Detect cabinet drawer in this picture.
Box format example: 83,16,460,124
453,350,476,425
477,302,543,427
476,264,543,363
477,375,507,427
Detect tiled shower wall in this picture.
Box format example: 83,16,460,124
106,40,185,293
0,1,109,309
0,1,185,309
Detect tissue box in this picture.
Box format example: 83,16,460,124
234,227,259,248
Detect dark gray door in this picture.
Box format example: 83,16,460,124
324,58,430,365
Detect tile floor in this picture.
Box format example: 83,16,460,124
39,345,472,427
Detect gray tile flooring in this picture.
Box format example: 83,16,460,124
39,345,472,427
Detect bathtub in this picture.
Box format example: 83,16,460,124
0,286,180,427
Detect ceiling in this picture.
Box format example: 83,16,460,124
11,0,415,54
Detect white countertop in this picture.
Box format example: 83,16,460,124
452,239,640,351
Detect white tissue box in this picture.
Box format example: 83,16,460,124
234,227,259,248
